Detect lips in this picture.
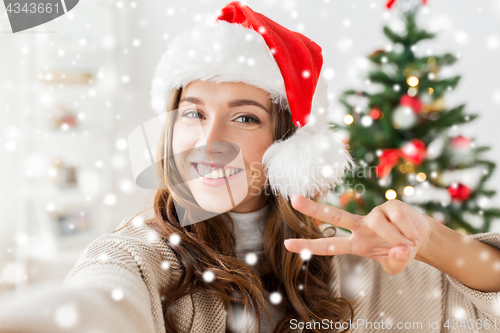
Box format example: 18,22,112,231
192,163,243,179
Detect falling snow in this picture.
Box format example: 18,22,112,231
111,288,124,301
203,270,215,282
169,233,181,245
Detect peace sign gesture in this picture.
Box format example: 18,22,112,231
284,194,434,275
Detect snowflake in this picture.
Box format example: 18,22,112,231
111,288,124,301
300,249,312,261
479,250,490,261
245,253,258,265
161,261,170,270
269,291,282,304
203,270,215,283
453,306,466,320
169,233,181,245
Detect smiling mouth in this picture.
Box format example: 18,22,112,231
192,163,243,179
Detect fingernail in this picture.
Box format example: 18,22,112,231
284,239,290,246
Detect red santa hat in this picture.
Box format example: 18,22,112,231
150,1,355,200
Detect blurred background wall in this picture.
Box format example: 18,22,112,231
1,0,499,295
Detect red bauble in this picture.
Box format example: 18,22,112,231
447,183,471,201
400,94,422,114
452,135,472,148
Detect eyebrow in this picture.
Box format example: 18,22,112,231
178,97,270,114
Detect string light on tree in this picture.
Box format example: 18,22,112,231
404,186,415,196
385,189,397,200
407,76,419,87
344,114,354,125
416,172,427,182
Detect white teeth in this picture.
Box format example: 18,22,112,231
195,163,241,179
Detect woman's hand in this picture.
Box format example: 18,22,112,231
284,194,435,275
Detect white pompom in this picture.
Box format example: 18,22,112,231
262,124,356,200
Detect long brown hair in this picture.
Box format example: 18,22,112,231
121,85,354,332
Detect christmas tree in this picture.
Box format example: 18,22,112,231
334,0,500,235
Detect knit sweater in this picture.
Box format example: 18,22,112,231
1,209,500,333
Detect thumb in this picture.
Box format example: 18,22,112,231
384,245,413,275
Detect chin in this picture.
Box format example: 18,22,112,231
187,170,250,215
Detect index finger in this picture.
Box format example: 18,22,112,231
291,194,361,231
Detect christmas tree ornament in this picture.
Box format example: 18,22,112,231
448,135,473,165
400,94,423,113
447,183,472,202
361,115,373,127
476,196,492,209
407,87,418,97
376,139,427,178
369,108,383,120
392,105,418,129
426,136,445,159
452,135,472,148
148,1,355,200
440,165,487,189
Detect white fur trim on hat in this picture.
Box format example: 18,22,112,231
151,20,288,115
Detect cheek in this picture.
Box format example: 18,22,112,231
241,134,273,175
172,124,197,155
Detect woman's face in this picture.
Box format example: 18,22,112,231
172,80,274,214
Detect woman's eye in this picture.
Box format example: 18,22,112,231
235,115,260,124
182,110,204,119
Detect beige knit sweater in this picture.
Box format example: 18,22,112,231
1,215,500,333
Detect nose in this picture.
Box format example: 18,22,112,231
195,118,231,156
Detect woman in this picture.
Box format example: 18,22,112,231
2,2,500,333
